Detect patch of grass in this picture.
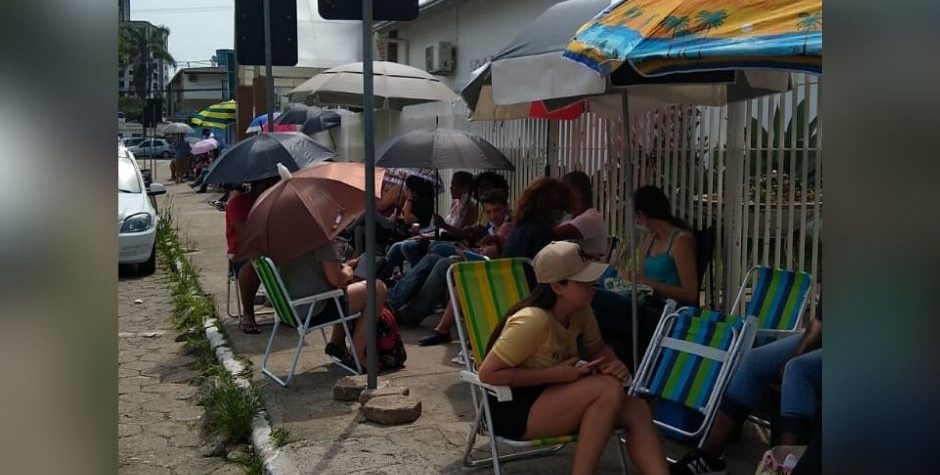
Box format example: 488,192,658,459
205,378,262,445
271,427,291,448
235,451,264,475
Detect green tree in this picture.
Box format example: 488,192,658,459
694,9,729,58
123,23,175,102
797,12,822,55
662,15,690,58
119,97,144,122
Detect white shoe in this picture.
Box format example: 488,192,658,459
450,350,467,366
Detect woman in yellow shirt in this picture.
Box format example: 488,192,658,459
479,241,668,475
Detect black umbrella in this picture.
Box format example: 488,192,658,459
276,105,344,135
376,128,515,171
203,132,335,186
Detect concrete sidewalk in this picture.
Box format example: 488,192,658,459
154,161,765,474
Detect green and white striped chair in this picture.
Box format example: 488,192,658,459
446,258,630,475
630,307,758,444
730,266,813,340
253,256,362,386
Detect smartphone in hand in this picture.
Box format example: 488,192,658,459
575,357,605,369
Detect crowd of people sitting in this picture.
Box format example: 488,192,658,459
220,166,821,475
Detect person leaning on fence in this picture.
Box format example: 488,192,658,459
278,242,388,369
670,298,823,475
478,241,669,475
591,185,699,367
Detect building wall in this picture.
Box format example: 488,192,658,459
387,0,561,90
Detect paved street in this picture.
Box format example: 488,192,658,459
118,263,241,475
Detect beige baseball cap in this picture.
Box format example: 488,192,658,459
533,241,609,284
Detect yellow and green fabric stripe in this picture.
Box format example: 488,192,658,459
254,257,298,328
191,99,237,129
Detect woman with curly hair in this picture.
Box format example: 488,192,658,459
503,177,573,259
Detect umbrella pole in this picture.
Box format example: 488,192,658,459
362,0,378,389
621,91,641,374
262,0,276,133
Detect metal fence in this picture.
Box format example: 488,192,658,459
334,73,821,316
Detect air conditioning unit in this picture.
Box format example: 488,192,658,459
425,42,455,75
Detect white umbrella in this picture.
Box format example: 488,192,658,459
288,61,459,110
163,122,194,135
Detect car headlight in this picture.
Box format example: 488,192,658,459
121,212,152,233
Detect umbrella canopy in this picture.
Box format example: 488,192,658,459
203,133,335,186
376,128,515,171
237,162,386,263
245,112,280,133
563,0,822,77
276,105,344,136
191,99,237,129
288,61,459,110
163,122,194,135
461,0,790,120
191,137,219,155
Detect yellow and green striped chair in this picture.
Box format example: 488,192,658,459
446,258,630,474
253,256,362,386
730,266,813,340
630,307,757,444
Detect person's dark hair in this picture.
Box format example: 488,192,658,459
633,185,689,230
512,177,572,225
562,170,594,209
472,171,510,201
484,283,560,356
405,175,435,201
480,189,508,206
452,171,474,189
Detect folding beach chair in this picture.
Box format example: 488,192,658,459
730,266,813,340
227,255,273,320
446,258,630,474
253,256,362,386
630,307,757,445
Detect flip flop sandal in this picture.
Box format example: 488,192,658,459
239,321,262,334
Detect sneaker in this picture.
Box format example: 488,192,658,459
450,350,467,366
669,448,727,475
418,331,452,346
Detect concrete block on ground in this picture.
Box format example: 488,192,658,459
361,395,422,425
333,375,389,401
358,386,410,405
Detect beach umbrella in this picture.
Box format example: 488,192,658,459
191,137,219,155
203,133,334,186
563,0,822,77
376,128,515,171
191,99,237,129
163,122,193,134
236,162,385,264
245,112,279,133
461,0,790,121
288,61,459,110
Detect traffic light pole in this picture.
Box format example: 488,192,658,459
362,0,378,390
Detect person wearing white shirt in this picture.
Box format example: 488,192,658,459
554,170,608,260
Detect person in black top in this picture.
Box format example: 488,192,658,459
502,177,572,259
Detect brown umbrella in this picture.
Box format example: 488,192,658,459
237,162,386,264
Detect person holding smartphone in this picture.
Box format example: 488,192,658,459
478,241,668,475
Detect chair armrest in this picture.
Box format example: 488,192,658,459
291,289,345,307
460,371,514,402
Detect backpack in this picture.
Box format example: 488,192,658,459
377,307,407,371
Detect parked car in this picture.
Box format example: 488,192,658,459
119,146,165,275
122,137,145,148
127,138,173,158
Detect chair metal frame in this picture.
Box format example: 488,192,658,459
253,256,362,386
630,307,758,445
446,258,630,475
729,265,813,340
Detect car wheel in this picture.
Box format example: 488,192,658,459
161,151,171,158
138,244,157,275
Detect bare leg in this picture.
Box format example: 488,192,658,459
237,264,260,325
525,375,624,475
434,300,455,334
332,280,388,363
701,411,737,456
616,395,669,475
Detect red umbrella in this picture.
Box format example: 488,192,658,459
236,162,385,264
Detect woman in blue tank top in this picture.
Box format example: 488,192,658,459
622,185,698,305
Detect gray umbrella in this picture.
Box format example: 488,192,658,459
460,0,787,120
376,128,515,170
276,105,344,135
203,132,335,186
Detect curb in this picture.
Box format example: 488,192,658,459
204,318,300,475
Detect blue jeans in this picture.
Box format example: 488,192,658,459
387,254,455,325
387,254,443,312
722,334,822,434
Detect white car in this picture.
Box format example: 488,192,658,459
127,138,173,158
119,146,165,274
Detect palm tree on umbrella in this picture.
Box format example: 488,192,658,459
797,12,822,55
694,9,729,58
662,15,690,59
123,23,175,102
